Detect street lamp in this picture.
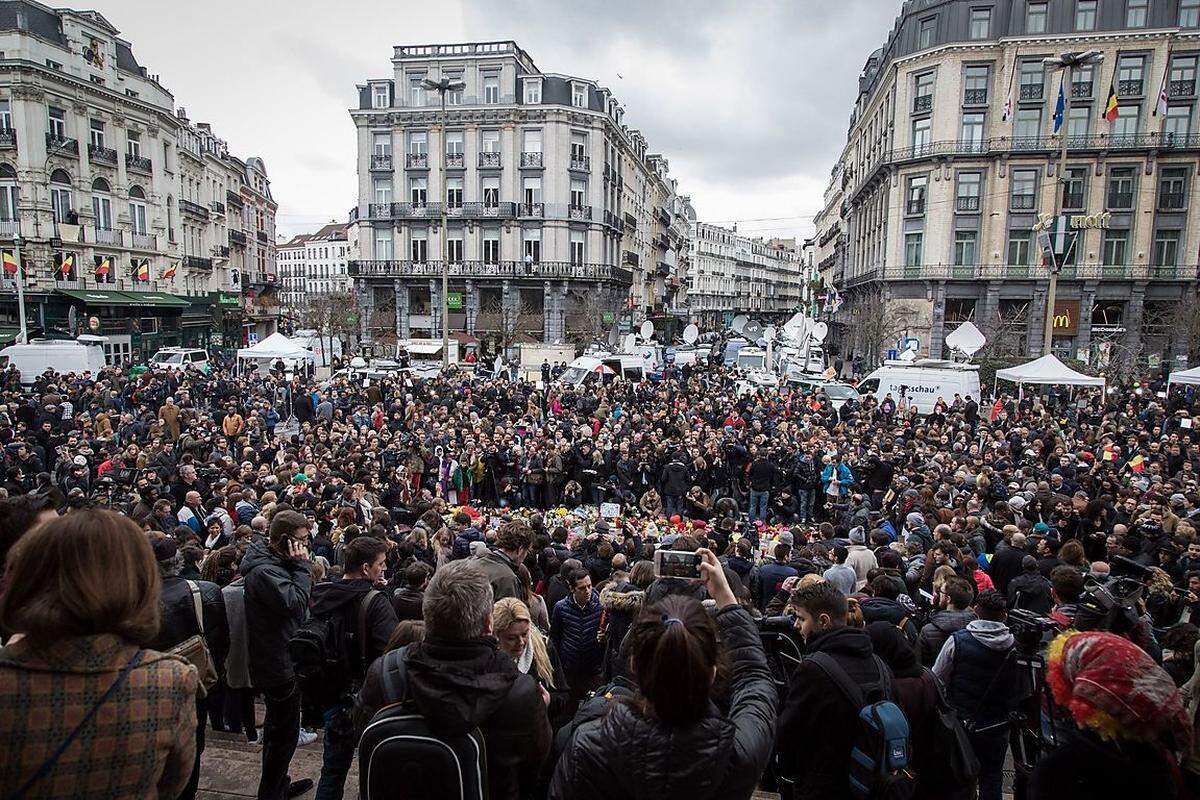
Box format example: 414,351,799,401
1040,49,1103,356
422,76,466,368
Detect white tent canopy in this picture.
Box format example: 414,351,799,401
235,332,315,374
995,354,1105,388
1168,365,1200,387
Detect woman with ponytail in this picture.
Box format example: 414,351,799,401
549,548,777,799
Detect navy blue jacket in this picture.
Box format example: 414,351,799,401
550,591,603,675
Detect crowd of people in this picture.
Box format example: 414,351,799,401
0,351,1198,799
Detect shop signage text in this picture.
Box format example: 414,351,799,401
1033,212,1112,232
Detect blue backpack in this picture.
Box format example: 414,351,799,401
809,652,914,800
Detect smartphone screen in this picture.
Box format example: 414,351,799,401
656,550,701,580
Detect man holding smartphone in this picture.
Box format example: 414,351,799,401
241,510,314,800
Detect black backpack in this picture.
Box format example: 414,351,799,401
287,589,379,708
358,646,489,800
809,652,915,800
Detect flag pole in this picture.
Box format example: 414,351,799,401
14,240,27,344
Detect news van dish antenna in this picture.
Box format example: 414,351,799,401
944,321,987,359
682,324,699,345
730,315,749,335
810,322,829,344
639,320,655,341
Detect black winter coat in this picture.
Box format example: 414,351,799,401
549,605,777,800
776,626,882,799
310,578,398,675
149,575,230,679
1007,572,1054,614
240,537,312,688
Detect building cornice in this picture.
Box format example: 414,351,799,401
0,60,179,131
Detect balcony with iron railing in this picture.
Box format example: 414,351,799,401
228,229,248,247
905,199,926,215
1108,191,1134,209
913,94,932,113
256,230,268,243
963,88,987,105
184,255,213,271
210,201,226,216
405,152,428,168
1010,193,1036,210
213,245,231,259
370,153,393,171
1019,83,1043,101
1159,191,1186,210
568,205,592,221
0,129,15,150
856,262,1200,283
92,227,121,245
478,151,501,168
569,154,590,171
226,190,244,209
131,232,156,250
348,259,633,284
623,211,636,228
1118,78,1144,96
955,195,981,212
125,152,151,173
1071,81,1093,98
0,220,18,238
445,152,465,168
87,143,117,166
1170,79,1196,97
517,202,545,217
1062,191,1085,210
46,132,78,155
520,152,543,168
179,198,209,219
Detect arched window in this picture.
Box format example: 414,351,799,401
91,177,112,230
50,169,72,224
0,164,17,222
129,185,147,235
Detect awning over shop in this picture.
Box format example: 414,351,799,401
57,289,191,308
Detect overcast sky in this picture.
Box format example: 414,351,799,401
95,0,899,241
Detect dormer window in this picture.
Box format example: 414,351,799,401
523,78,542,104
572,82,587,108
372,83,389,109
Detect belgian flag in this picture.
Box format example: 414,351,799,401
2,250,17,276
1104,81,1120,122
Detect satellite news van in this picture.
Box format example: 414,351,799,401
858,359,981,415
0,335,108,384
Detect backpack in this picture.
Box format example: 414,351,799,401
287,589,379,708
358,646,489,800
809,652,915,800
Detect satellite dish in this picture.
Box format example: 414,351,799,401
744,321,763,340
810,322,829,344
639,320,655,340
621,333,638,354
730,314,749,335
682,324,699,345
350,357,368,369
763,325,777,343
944,321,987,358
898,349,917,362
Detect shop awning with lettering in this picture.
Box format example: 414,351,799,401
57,289,191,308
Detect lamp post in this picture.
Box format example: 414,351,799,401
422,76,466,368
1041,49,1103,356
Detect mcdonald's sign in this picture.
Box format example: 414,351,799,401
1052,299,1079,336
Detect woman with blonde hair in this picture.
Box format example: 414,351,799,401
493,597,567,724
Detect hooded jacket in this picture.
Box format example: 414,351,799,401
240,537,312,688
660,460,691,496
549,606,776,800
777,625,882,799
473,548,523,601
598,584,643,681
310,577,398,681
353,637,551,800
932,620,1017,731
1007,571,1053,614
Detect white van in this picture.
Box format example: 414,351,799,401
558,354,646,387
858,359,981,414
149,347,210,374
0,335,108,383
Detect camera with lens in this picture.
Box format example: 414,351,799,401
1006,608,1061,653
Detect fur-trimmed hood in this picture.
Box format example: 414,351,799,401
600,584,644,614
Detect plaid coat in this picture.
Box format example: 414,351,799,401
0,633,197,799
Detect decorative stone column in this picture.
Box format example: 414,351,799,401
1125,283,1146,356
1027,287,1048,357
928,280,946,359
1076,285,1097,363
393,279,410,340
429,278,442,338
465,279,479,335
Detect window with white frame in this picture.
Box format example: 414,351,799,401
918,16,936,48
1067,105,1090,137
523,228,541,263
409,177,427,206
1165,105,1192,139
1113,104,1140,138
89,119,104,149
482,176,499,208
447,229,463,263
523,78,542,104
408,131,427,155
374,229,393,260
0,100,11,132
572,82,587,108
522,129,543,154
91,178,112,229
483,73,500,104
482,231,500,264
372,133,392,156
1075,0,1097,29
372,84,389,109
411,229,428,262
0,165,17,221
570,179,586,209
1183,0,1200,26
373,178,392,206
49,169,71,223
445,130,464,155
570,231,585,265
446,177,463,208
1126,0,1148,27
48,106,65,138
1026,1,1047,33
445,71,464,105
522,177,542,206
129,186,147,234
481,130,500,153
969,8,990,39
126,131,140,157
570,132,587,160
408,74,426,106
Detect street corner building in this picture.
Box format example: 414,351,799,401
0,1,279,361
816,0,1200,371
347,40,695,355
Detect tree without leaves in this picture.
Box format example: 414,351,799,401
481,296,544,351
847,285,922,368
